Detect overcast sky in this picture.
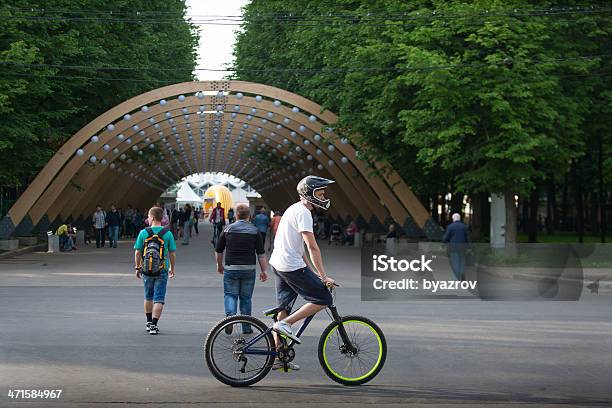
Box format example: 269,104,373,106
185,0,249,80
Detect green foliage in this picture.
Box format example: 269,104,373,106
0,0,198,186
231,0,612,199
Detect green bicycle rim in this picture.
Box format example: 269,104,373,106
322,320,383,382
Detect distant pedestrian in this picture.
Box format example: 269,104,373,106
134,206,177,335
182,204,192,245
106,205,121,248
343,221,358,246
215,204,268,334
118,207,125,237
442,213,470,281
133,209,143,232
125,205,135,238
209,202,226,245
268,210,282,252
386,223,398,240
253,208,270,247
192,208,199,235
227,207,235,224
92,204,107,248
171,206,180,239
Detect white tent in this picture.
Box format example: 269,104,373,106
176,181,202,207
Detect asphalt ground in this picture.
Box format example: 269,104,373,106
1,223,611,407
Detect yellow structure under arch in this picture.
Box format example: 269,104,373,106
203,185,234,218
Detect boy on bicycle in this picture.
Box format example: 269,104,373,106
269,176,336,369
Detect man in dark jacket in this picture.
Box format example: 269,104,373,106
106,205,122,248
215,204,268,335
442,213,470,280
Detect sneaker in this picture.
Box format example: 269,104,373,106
149,324,159,335
272,320,301,344
224,325,233,335
272,361,301,371
146,322,153,332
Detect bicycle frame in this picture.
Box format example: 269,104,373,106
238,304,355,357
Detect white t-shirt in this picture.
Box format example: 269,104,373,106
269,201,313,272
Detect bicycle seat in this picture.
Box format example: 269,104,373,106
263,307,284,317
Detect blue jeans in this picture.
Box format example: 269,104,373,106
108,226,119,247
223,269,256,332
449,251,465,280
183,221,190,244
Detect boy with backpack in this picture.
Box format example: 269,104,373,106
134,207,177,335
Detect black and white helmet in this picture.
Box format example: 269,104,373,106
297,176,335,210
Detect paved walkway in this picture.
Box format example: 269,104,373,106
1,223,611,407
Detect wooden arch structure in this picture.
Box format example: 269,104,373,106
0,81,443,240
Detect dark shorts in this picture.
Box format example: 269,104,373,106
273,266,333,311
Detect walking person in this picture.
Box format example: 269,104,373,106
134,206,177,335
92,204,107,248
182,204,192,245
215,204,268,334
192,208,199,235
209,202,225,245
171,206,180,239
268,210,282,252
125,205,135,238
133,208,143,232
227,207,235,224
442,213,470,281
253,207,270,248
107,205,121,248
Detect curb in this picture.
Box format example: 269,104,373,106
0,243,47,260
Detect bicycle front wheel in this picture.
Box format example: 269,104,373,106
204,315,275,387
318,315,386,386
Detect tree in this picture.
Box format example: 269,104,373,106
0,0,198,188
232,0,611,242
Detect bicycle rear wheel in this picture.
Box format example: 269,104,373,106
204,315,275,386
318,315,386,385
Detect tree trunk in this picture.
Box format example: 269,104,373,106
521,195,529,234
471,194,482,241
599,134,606,243
505,189,518,244
572,161,584,243
546,178,554,234
591,192,599,235
471,193,490,242
561,174,569,231
527,184,539,242
549,177,558,231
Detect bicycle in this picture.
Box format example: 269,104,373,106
204,284,386,386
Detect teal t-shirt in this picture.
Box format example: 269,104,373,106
134,226,176,270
